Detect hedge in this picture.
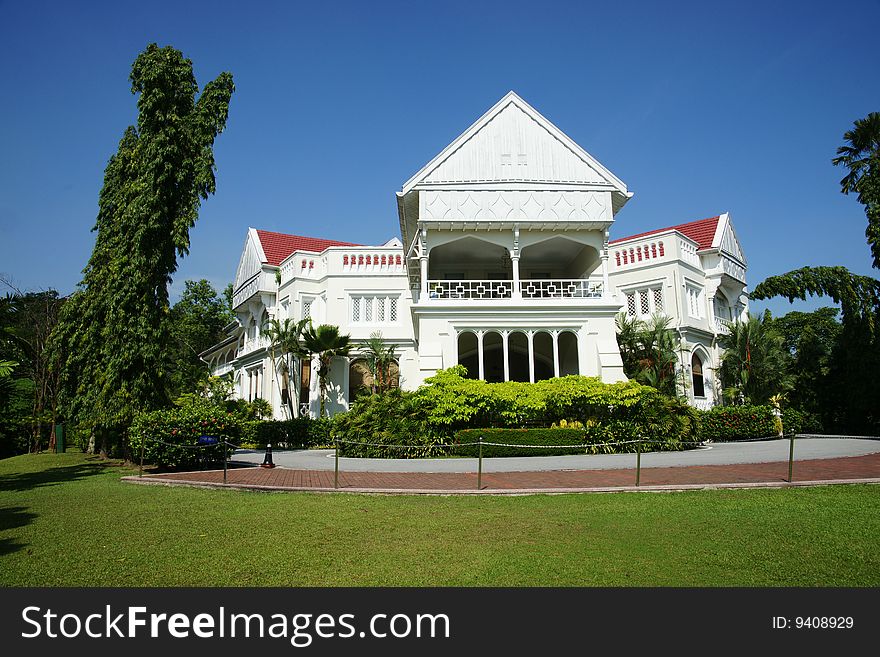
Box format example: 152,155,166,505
781,408,823,435
696,405,777,442
455,425,688,458
130,404,241,470
241,418,333,449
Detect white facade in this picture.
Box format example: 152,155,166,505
202,92,748,417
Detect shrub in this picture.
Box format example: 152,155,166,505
696,405,777,442
130,402,242,470
240,417,333,449
781,408,824,435
331,368,700,458
333,388,451,458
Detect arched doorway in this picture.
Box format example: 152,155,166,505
532,332,554,381
558,331,579,376
508,332,529,382
457,332,479,379
483,332,504,383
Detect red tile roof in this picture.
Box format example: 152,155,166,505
609,216,720,250
255,230,362,266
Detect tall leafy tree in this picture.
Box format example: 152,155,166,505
167,279,234,398
51,44,233,455
832,111,880,269
717,312,793,405
753,268,880,432
765,307,841,416
1,281,65,452
301,323,351,417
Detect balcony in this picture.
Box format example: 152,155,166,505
714,317,732,334
427,279,603,301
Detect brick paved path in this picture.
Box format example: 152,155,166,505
124,451,880,494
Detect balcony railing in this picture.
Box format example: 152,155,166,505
715,317,732,334
426,279,604,301
520,279,603,299
429,280,513,300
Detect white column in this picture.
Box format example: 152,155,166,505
552,330,560,378
527,331,535,383
511,255,521,300
420,256,429,297
477,331,485,381
601,230,610,298
502,331,510,382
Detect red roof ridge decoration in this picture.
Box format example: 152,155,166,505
255,229,362,266
609,216,720,251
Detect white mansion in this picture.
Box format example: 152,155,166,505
203,92,749,418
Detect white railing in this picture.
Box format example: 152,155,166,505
680,240,700,267
232,273,261,308
213,363,234,377
237,335,271,357
426,279,604,300
721,255,746,282
520,279,603,299
428,280,513,300
714,317,732,334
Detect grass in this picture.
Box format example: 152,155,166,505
1,451,879,586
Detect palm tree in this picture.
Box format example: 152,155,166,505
832,111,880,268
718,312,793,405
615,313,682,397
262,317,310,418
361,331,397,394
301,323,352,417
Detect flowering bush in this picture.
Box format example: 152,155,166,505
696,405,777,442
129,402,242,470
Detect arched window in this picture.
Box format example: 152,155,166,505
691,353,705,398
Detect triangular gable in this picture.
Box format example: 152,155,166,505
401,91,629,196
713,213,747,265
233,228,266,291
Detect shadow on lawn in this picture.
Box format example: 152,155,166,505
0,457,114,493
0,506,38,556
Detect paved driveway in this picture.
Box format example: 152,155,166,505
231,437,880,473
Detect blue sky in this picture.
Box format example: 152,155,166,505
1,0,878,318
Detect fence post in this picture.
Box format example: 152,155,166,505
788,434,795,483
334,438,339,490
139,436,145,478
477,436,483,491
636,437,641,487
223,441,228,485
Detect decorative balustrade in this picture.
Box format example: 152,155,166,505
426,279,604,301
237,335,271,357
428,280,513,300
521,279,603,299
680,240,700,266
213,363,234,377
342,252,405,273
714,317,732,334
232,273,261,308
613,240,665,267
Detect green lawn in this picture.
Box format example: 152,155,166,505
1,451,878,586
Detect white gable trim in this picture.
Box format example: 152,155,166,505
400,91,629,196
712,212,747,266
249,227,267,263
